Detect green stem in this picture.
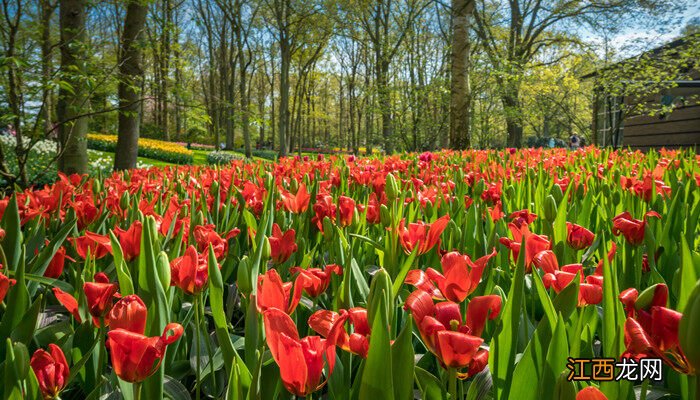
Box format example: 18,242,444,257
133,381,142,400
96,319,106,383
448,368,457,400
695,375,700,400
195,296,201,400
200,294,218,396
640,379,649,400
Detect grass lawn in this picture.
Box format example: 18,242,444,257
89,148,270,169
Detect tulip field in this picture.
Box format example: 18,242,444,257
1,147,699,400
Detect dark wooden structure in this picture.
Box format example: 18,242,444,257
584,37,700,151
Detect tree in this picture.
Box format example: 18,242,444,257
115,0,149,170
449,0,473,149
57,0,89,174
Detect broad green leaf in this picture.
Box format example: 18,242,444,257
359,292,394,400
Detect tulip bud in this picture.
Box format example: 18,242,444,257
473,179,485,198
210,180,219,196
551,184,564,204
322,217,334,242
380,205,391,227
265,172,274,189
544,195,558,222
367,268,393,326
505,185,515,200
553,371,577,400
679,280,700,372
156,252,171,293
261,237,271,262
385,173,399,202
120,191,130,211
290,178,299,193
602,183,611,198
237,257,252,295
424,200,434,219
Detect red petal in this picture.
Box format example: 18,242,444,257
466,295,501,337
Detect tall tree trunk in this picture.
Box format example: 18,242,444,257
449,0,473,149
377,59,392,154
115,0,148,170
58,0,89,175
238,42,251,158
41,0,55,137
501,84,523,147
278,39,290,157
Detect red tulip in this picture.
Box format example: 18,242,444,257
365,193,381,224
309,307,370,358
499,224,550,272
280,183,311,213
158,197,190,238
170,245,208,295
311,193,336,231
291,264,343,298
107,323,184,383
268,223,297,264
44,244,74,279
114,220,142,261
108,294,147,334
405,249,496,303
618,284,690,373
30,344,69,400
398,215,450,255
566,222,595,250
542,264,603,307
72,231,112,259
612,211,661,246
577,386,608,400
193,224,227,258
83,273,119,322
0,267,16,304
404,290,500,378
256,269,303,314
338,196,355,226
509,209,537,228
52,287,82,322
263,308,336,396
532,250,559,274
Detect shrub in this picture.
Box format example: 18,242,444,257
87,133,194,164
234,148,278,161
0,136,57,187
206,151,243,165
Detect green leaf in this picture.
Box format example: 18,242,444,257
678,236,697,312
489,235,526,400
0,195,22,271
110,231,134,296
540,313,569,400
164,375,192,400
414,367,445,400
27,218,75,278
359,292,394,400
391,246,419,299
0,247,28,360
392,316,414,400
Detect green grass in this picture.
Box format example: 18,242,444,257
89,148,271,170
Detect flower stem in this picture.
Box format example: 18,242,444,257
448,368,457,400
200,294,218,395
96,319,106,383
195,296,201,400
133,381,142,400
640,379,648,400
695,375,700,400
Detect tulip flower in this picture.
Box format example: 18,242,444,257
405,249,497,303
193,224,227,258
365,193,381,224
594,242,617,275
44,244,74,279
114,220,142,261
84,273,119,322
30,344,69,400
311,193,337,231
398,214,450,255
618,284,691,373
256,269,302,314
338,195,356,226
170,245,208,295
509,209,537,228
158,197,190,238
0,266,16,304
108,294,147,334
279,183,311,213
263,308,336,396
499,224,550,272
577,386,608,400
268,223,297,264
291,264,343,298
52,287,82,322
612,211,661,246
404,290,501,378
309,307,370,358
71,231,112,259
566,222,595,250
107,323,184,383
542,264,603,307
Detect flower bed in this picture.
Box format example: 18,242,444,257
87,133,194,164
0,147,698,400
